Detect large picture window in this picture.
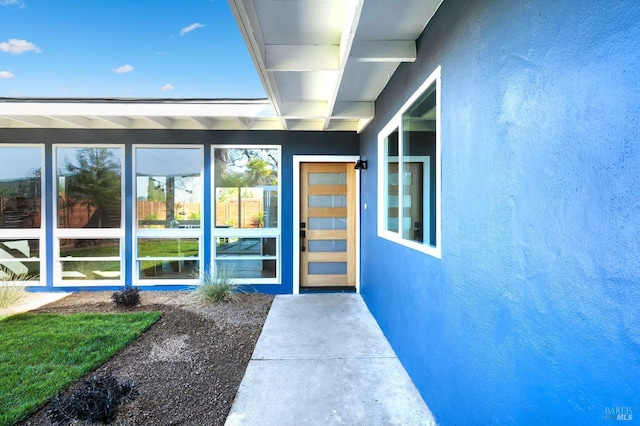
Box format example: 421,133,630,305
213,147,280,283
54,146,123,284
135,146,203,283
0,146,44,283
378,66,441,257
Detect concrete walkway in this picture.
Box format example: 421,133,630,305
225,294,436,426
0,291,69,317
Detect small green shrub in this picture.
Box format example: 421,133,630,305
193,265,239,303
111,287,141,307
0,272,34,309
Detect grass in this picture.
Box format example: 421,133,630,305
0,311,161,426
138,239,199,258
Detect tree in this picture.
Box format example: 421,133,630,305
64,148,121,228
146,177,166,202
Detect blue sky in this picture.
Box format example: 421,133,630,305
0,0,266,98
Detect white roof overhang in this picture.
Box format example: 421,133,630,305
0,0,443,132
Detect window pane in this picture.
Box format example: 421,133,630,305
308,195,347,208
402,82,437,246
308,240,347,252
0,239,40,278
309,172,346,185
384,130,399,233
60,239,120,258
215,259,276,279
138,238,199,258
57,147,121,229
0,147,41,229
136,148,202,229
216,237,276,257
308,262,347,275
61,261,120,280
214,148,278,229
309,217,347,230
0,261,40,279
139,259,198,280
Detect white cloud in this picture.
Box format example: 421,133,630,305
0,71,15,79
160,83,175,91
180,23,205,36
0,39,41,54
112,64,134,74
0,0,25,7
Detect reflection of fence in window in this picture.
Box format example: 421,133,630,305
216,197,263,228
137,201,201,228
0,196,41,229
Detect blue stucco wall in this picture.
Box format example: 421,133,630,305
359,0,640,423
0,129,358,294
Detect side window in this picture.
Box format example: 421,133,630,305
0,146,44,284
212,146,280,283
378,66,441,257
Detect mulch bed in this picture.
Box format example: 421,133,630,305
16,291,273,425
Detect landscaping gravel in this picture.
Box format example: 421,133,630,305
16,291,273,426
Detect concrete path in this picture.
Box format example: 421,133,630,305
0,291,69,317
225,294,436,426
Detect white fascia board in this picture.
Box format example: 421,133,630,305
266,44,340,71
350,40,416,62
0,101,272,118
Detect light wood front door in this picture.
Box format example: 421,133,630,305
300,162,356,288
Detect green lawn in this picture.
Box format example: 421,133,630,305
0,311,161,425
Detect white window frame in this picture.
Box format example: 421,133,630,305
0,144,46,286
211,145,281,285
133,144,204,286
53,144,125,286
377,66,442,258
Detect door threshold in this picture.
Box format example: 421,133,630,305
299,286,356,294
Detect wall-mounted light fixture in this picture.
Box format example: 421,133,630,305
354,159,368,170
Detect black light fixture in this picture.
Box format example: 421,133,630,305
354,159,368,170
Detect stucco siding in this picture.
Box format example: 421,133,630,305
359,0,640,423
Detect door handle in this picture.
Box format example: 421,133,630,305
300,222,306,252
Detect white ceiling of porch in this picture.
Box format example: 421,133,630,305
0,0,443,133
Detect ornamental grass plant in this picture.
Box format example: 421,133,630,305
193,265,240,303
0,272,34,310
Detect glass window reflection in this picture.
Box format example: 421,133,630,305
0,147,42,229
136,148,202,229
213,148,278,229
57,147,122,229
